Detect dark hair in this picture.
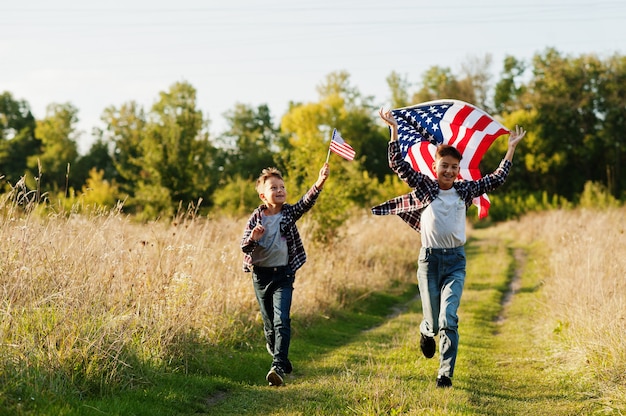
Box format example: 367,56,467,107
255,167,283,193
436,144,462,161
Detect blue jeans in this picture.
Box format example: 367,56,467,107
417,246,466,378
252,265,295,372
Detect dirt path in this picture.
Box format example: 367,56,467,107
496,247,525,324
204,233,594,415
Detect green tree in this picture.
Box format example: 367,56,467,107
101,101,147,198
482,108,536,195
28,103,79,193
525,49,606,198
80,168,120,209
315,71,388,183
211,175,260,217
595,53,626,197
280,71,387,240
144,81,216,212
0,92,39,187
459,54,494,111
71,137,117,193
386,71,411,109
492,49,626,201
280,99,329,195
218,103,280,180
410,56,494,109
412,66,474,104
281,71,384,197
494,55,527,114
101,83,218,218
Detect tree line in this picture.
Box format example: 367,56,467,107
1,47,624,228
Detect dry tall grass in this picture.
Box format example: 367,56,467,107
0,199,418,394
498,207,626,395
2,191,623,403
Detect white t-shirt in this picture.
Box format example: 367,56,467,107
420,187,466,248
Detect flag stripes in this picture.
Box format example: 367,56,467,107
329,129,355,161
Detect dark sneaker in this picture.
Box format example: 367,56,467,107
266,366,285,386
436,375,452,388
284,359,293,374
420,334,436,358
266,343,292,374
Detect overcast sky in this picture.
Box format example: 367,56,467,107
2,0,625,152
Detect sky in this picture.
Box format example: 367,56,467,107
2,0,625,153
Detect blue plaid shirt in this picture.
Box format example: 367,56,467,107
241,184,323,272
371,141,511,232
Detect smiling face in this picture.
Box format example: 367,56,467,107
259,176,286,207
433,155,460,190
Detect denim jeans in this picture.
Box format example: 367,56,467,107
252,265,295,372
417,246,466,378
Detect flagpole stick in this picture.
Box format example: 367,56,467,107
325,128,334,164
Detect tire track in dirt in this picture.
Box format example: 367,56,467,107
496,247,526,324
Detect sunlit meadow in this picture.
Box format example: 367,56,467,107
0,193,418,397
1,185,623,409
496,206,626,406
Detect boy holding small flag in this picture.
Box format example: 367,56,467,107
240,163,329,386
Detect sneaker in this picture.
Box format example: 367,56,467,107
266,366,285,386
266,343,292,374
420,334,436,358
436,375,452,388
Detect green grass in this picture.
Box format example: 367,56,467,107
3,228,604,415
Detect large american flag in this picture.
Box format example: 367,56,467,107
392,99,509,218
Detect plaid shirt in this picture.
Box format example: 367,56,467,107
241,184,323,272
371,141,511,232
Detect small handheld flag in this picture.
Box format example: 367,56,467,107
327,129,355,162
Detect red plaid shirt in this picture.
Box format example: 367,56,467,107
241,184,322,272
371,141,511,232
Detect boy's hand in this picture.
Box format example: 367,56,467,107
509,125,526,148
251,211,265,242
379,107,398,128
316,163,330,188
251,223,265,242
504,125,526,162
379,107,399,142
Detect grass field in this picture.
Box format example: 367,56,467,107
0,203,624,415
